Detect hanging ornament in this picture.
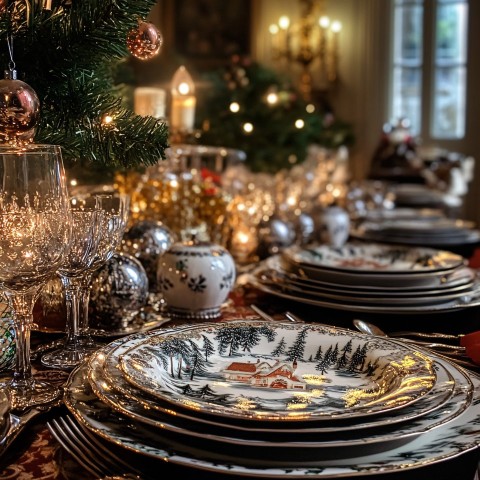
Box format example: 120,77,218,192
127,20,163,60
0,36,40,145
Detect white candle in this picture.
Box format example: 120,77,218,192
134,87,166,119
170,66,196,132
170,95,196,131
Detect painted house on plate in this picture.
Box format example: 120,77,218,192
222,359,306,390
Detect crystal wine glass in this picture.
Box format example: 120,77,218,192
77,193,129,347
41,196,103,369
0,145,72,409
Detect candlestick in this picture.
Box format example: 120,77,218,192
134,87,166,119
170,66,196,132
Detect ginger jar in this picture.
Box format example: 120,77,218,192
157,240,236,319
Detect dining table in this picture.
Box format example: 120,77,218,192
1,256,480,480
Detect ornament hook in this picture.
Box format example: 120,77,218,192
6,35,16,79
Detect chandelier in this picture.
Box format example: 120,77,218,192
269,0,341,101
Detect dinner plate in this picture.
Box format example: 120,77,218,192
282,260,466,289
264,255,476,293
363,208,444,222
99,326,456,434
88,339,464,459
118,320,436,422
256,268,478,307
351,227,480,248
100,326,455,434
359,218,475,235
64,355,480,477
249,276,480,314
283,243,464,274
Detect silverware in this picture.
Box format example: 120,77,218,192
352,319,465,352
352,319,476,369
250,304,304,323
0,398,62,457
47,415,145,479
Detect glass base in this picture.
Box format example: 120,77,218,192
41,345,98,370
5,379,62,411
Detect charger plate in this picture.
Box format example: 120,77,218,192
118,320,435,422
64,354,480,477
98,326,455,435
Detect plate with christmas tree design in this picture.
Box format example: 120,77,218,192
118,320,436,422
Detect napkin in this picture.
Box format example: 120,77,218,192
460,331,480,364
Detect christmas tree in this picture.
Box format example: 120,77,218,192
199,56,354,172
0,0,168,174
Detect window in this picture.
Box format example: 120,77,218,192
390,0,468,140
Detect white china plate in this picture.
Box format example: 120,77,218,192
88,340,465,459
118,321,436,421
256,268,478,307
265,255,475,293
283,243,464,274
64,354,480,478
99,327,455,435
249,276,480,314
360,218,475,235
363,208,444,222
351,227,480,247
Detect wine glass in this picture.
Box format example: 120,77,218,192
0,145,72,409
77,193,129,347
41,196,103,369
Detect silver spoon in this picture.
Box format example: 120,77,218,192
353,319,465,353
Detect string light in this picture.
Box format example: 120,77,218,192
243,122,254,133
295,119,305,129
229,102,240,113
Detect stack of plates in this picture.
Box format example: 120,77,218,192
351,216,480,247
64,320,480,478
250,243,480,314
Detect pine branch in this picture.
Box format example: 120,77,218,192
0,0,169,171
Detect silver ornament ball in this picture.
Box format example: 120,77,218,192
122,220,175,291
89,252,149,330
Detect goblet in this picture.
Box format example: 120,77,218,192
41,197,103,369
0,145,71,409
77,193,129,346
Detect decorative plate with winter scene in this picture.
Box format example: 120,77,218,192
65,355,480,478
97,327,455,434
118,321,436,421
283,243,464,274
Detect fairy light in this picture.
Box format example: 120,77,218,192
229,102,240,113
306,104,315,113
243,122,254,133
266,92,279,105
295,119,305,129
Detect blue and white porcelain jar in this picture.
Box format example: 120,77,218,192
157,240,236,319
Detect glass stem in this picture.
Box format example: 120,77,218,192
60,276,83,350
7,289,39,390
78,272,94,345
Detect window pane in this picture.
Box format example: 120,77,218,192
435,3,468,63
394,6,423,64
432,66,466,138
392,67,422,134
